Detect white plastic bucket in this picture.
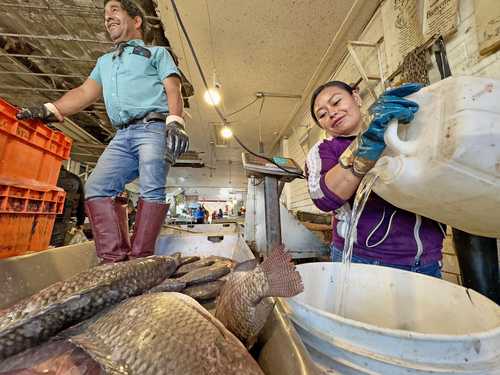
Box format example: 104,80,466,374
286,263,500,374
372,76,500,237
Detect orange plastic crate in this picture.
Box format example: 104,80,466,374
0,179,65,259
0,97,72,186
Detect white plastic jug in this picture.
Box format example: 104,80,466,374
373,76,500,237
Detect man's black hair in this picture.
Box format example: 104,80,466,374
104,0,145,33
310,80,353,125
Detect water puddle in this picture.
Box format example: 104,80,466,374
334,173,378,316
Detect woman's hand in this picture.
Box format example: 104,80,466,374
339,83,423,176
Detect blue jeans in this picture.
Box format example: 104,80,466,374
85,121,170,202
331,246,442,278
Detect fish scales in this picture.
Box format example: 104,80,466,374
0,256,178,360
177,263,230,286
178,256,201,267
69,293,264,375
173,258,216,277
183,280,225,301
148,278,186,293
215,245,303,347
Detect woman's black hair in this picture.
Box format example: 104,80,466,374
310,80,353,125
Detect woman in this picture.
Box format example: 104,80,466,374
306,81,445,277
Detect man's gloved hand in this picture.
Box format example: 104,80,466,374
339,83,423,176
16,103,64,123
165,115,189,164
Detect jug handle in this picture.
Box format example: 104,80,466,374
384,119,418,156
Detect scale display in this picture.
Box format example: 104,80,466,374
242,152,303,181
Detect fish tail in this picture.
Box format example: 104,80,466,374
260,245,303,297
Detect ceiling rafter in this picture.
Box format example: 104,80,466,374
0,46,104,144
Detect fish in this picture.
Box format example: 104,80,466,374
68,293,264,375
179,255,201,267
0,256,179,360
0,339,102,375
148,278,186,293
183,280,225,301
209,258,236,270
204,255,235,264
215,245,303,348
177,263,230,286
173,258,216,277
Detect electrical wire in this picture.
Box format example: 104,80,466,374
170,0,228,124
226,96,260,118
204,0,217,77
170,0,305,180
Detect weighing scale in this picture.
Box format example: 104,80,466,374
242,152,303,256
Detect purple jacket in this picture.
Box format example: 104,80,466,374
306,136,444,266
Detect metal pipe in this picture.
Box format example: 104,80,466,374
2,10,92,80
0,53,95,63
43,0,96,60
0,46,102,144
0,3,159,20
0,32,112,45
71,152,100,158
255,92,302,99
0,85,70,92
0,3,100,12
73,142,107,150
264,176,282,257
0,71,85,79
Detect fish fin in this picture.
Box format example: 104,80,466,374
260,245,303,298
246,298,275,349
233,259,259,272
70,334,129,375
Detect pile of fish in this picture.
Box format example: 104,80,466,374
0,246,303,374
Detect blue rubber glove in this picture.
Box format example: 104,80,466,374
339,83,423,176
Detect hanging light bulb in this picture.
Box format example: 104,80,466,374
204,70,222,106
220,126,233,139
204,88,221,106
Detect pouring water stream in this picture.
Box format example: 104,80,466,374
334,172,379,316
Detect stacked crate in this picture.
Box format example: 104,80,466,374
0,98,72,259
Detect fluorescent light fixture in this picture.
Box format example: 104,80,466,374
203,88,221,106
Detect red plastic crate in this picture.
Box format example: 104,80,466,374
0,179,65,259
0,97,72,186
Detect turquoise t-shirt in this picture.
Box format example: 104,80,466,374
89,39,179,127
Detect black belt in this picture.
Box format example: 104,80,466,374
116,112,167,130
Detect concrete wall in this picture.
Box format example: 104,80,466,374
282,0,500,284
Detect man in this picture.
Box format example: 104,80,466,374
194,206,205,224
17,0,188,262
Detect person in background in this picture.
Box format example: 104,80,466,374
202,204,209,223
50,166,86,247
194,206,205,224
17,0,188,263
306,81,445,277
218,208,224,219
